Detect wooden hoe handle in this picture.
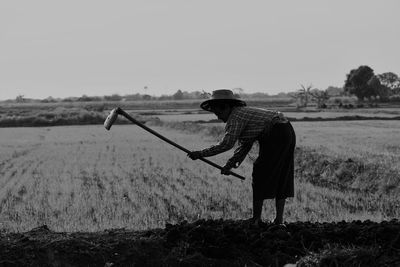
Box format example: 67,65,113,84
116,108,245,180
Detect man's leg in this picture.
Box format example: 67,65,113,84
253,199,263,223
274,198,286,224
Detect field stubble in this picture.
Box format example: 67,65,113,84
0,120,399,233
0,126,252,232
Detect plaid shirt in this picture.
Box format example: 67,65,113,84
199,106,287,168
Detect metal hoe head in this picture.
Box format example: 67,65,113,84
104,108,119,130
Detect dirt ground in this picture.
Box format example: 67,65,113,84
0,219,399,267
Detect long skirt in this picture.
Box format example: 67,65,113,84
252,122,296,200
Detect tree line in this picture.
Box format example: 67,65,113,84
288,66,400,108
10,90,288,104
8,65,400,106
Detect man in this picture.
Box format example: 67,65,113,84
188,89,296,226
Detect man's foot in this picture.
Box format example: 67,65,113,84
268,219,288,231
244,217,262,227
252,218,262,227
273,218,285,226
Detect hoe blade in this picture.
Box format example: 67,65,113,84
104,108,119,130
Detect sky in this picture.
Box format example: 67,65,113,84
1,0,399,100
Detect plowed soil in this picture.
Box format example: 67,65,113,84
1,219,399,267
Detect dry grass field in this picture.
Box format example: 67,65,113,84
0,119,399,233
0,125,250,232
156,110,400,122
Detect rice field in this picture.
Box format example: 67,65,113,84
294,120,400,166
0,120,399,232
156,110,400,122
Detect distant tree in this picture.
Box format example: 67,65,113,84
377,72,400,94
200,90,211,99
41,96,57,103
309,89,329,108
276,92,289,98
124,93,144,101
232,87,244,98
157,94,172,100
290,84,315,108
377,72,399,89
189,90,205,99
61,97,78,102
91,96,103,101
142,94,152,100
246,92,270,99
78,95,94,102
367,75,390,101
104,94,122,101
325,86,344,96
182,91,194,99
172,90,184,100
344,65,378,100
16,95,25,103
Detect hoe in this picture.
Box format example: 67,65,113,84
104,107,245,180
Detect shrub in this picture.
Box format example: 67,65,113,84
327,96,358,108
389,94,400,102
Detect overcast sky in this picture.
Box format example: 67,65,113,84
1,0,399,100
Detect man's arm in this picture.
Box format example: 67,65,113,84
198,132,236,157
226,141,254,168
199,117,248,157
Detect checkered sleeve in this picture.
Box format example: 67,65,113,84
226,140,254,168
199,118,247,157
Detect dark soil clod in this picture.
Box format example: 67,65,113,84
0,219,399,266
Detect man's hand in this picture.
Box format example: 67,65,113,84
221,164,232,175
187,151,202,160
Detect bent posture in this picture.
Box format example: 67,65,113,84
188,89,296,225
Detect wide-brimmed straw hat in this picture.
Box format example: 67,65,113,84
200,89,246,111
